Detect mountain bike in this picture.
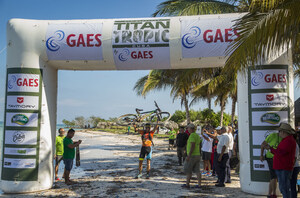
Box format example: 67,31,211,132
116,101,171,127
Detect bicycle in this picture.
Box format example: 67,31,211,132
116,101,171,127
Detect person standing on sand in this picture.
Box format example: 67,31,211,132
167,128,177,150
201,126,213,177
55,128,65,181
182,123,201,188
264,123,296,198
135,123,158,179
215,126,230,187
260,131,282,198
176,126,189,165
63,129,82,185
225,126,234,183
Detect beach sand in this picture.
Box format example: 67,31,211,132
2,131,264,198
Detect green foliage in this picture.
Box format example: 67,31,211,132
62,119,75,127
170,110,186,123
170,108,233,127
89,116,105,127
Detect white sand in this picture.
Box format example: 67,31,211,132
1,131,264,198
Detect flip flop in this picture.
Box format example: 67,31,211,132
181,184,190,189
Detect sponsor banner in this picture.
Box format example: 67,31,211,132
5,130,37,145
181,17,239,58
6,95,39,110
251,92,288,109
253,160,269,171
4,147,36,156
112,19,170,69
46,23,103,60
3,158,36,169
252,130,277,146
250,69,287,90
7,73,40,93
252,111,288,126
253,149,261,157
6,113,38,127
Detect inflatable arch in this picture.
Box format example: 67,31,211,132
1,13,294,195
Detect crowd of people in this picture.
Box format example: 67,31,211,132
133,122,239,189
54,121,300,198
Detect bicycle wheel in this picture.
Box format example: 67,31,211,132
150,112,171,125
116,114,137,126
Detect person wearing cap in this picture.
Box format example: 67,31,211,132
201,125,214,177
260,131,282,198
55,128,65,181
135,123,158,179
290,128,300,198
225,126,234,183
176,126,189,165
182,123,201,188
264,123,297,198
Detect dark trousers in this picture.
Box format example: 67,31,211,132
225,150,232,182
291,167,300,198
217,153,229,184
212,152,218,175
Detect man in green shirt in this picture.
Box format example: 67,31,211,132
55,128,65,181
260,132,282,198
182,123,201,188
63,129,82,185
167,128,177,150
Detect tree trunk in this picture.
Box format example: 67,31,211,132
220,101,225,127
208,98,212,110
183,94,191,124
231,96,237,123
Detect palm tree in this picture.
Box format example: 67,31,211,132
225,0,300,72
134,69,215,124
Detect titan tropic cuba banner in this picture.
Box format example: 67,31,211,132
112,19,170,70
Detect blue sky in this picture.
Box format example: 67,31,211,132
0,0,299,123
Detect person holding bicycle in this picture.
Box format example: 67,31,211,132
134,123,158,179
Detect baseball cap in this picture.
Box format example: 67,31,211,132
215,126,222,130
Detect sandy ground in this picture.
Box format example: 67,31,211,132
2,131,265,198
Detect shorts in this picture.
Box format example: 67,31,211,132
202,151,212,161
177,147,186,158
139,146,152,160
169,139,175,145
266,157,277,180
55,155,63,166
63,159,74,171
184,156,201,174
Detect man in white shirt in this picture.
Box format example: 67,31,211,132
216,126,230,187
225,126,234,183
201,126,214,176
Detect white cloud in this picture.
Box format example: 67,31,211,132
58,99,87,107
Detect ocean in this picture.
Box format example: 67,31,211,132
0,122,66,133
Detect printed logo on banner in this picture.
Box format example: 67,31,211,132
46,23,103,60
13,131,25,143
3,158,36,169
252,111,288,126
5,130,37,145
251,92,288,108
182,26,202,49
112,19,170,70
4,147,36,156
260,113,280,125
6,113,38,127
181,17,239,58
252,130,278,146
250,69,287,90
11,114,29,126
7,74,40,93
7,95,39,110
